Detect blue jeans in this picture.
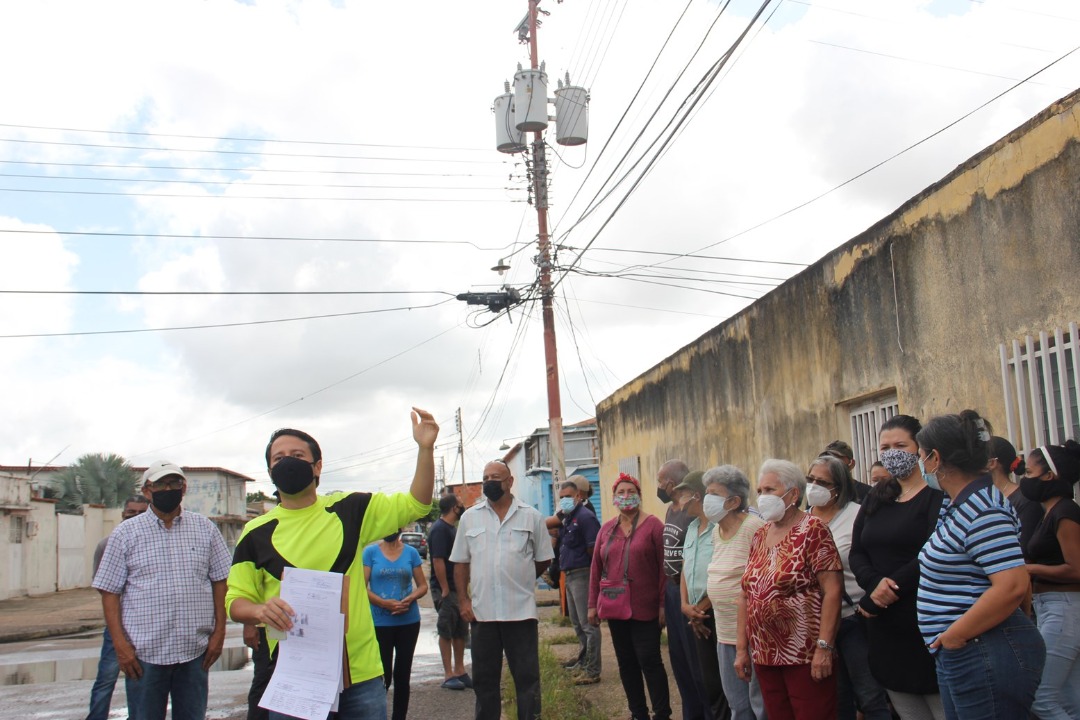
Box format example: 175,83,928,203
835,614,891,720
716,643,766,720
128,653,208,720
1032,592,1080,720
935,609,1045,720
87,627,120,720
268,676,386,720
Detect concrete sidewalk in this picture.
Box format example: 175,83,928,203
0,587,105,643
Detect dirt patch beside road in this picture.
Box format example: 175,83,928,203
0,587,104,643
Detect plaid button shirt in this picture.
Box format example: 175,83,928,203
93,508,231,665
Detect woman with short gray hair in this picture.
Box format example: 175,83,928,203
736,459,843,720
704,466,766,720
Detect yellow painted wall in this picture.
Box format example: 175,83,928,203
597,88,1080,511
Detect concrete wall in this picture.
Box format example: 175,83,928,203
596,89,1080,514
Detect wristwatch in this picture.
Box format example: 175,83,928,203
816,638,835,652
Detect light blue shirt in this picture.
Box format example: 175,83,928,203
362,544,422,627
683,517,715,605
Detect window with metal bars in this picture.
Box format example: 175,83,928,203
848,395,900,485
999,324,1080,455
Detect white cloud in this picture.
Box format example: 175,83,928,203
0,0,1077,488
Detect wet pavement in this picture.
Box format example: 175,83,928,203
0,606,466,719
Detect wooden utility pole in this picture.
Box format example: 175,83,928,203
526,0,568,504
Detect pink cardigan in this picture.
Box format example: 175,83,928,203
588,513,667,621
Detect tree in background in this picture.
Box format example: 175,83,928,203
47,453,140,514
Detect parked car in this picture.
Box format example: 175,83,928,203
401,531,428,559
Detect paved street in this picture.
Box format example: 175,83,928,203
0,603,469,719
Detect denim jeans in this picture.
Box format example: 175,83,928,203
267,676,386,720
717,643,766,720
564,567,601,677
87,627,120,720
609,618,672,720
1032,592,1080,719
935,609,1045,720
664,581,711,720
835,614,891,720
128,652,208,720
472,620,541,720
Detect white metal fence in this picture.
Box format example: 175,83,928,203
999,323,1080,454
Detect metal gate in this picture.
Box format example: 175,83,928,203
57,513,85,591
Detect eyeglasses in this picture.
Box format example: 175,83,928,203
148,478,184,491
806,476,835,490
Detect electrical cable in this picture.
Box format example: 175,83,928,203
128,321,465,460
0,227,521,251
0,289,455,297
0,158,507,179
0,171,515,192
639,39,1080,269
0,186,521,203
0,298,454,339
0,121,491,152
0,136,508,164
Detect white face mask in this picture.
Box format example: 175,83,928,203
805,482,833,508
757,490,791,522
703,494,731,523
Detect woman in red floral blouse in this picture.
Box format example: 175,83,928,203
735,459,843,720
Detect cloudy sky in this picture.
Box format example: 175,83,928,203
1,0,1077,496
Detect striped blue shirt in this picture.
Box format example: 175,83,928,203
917,476,1024,649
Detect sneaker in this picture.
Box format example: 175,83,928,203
573,673,600,685
455,672,473,688
441,677,466,690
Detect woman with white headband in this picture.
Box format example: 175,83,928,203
1023,439,1080,719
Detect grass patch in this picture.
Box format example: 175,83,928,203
504,642,607,720
547,631,579,645
547,613,572,627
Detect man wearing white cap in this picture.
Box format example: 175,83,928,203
93,461,232,720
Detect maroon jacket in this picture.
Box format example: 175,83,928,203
588,512,667,621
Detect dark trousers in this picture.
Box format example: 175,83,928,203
247,627,275,720
664,581,711,720
691,611,731,720
472,620,541,720
608,618,672,720
375,622,421,720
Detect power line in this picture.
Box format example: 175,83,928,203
576,246,808,267
0,171,514,192
0,137,507,164
0,186,521,203
0,158,507,179
0,289,453,297
643,39,1080,268
128,322,464,459
0,121,491,152
0,299,454,339
0,227,519,251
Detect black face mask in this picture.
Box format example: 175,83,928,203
656,487,672,504
454,506,465,518
151,488,183,514
271,456,316,495
384,532,401,543
1020,475,1073,502
482,480,506,502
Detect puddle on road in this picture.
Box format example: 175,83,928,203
0,647,250,687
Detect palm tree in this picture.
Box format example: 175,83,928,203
49,453,140,514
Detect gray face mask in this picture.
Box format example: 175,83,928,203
879,449,919,480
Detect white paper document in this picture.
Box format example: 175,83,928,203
258,568,347,720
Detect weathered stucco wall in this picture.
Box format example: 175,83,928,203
597,89,1080,512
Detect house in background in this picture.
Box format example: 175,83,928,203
510,419,601,520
